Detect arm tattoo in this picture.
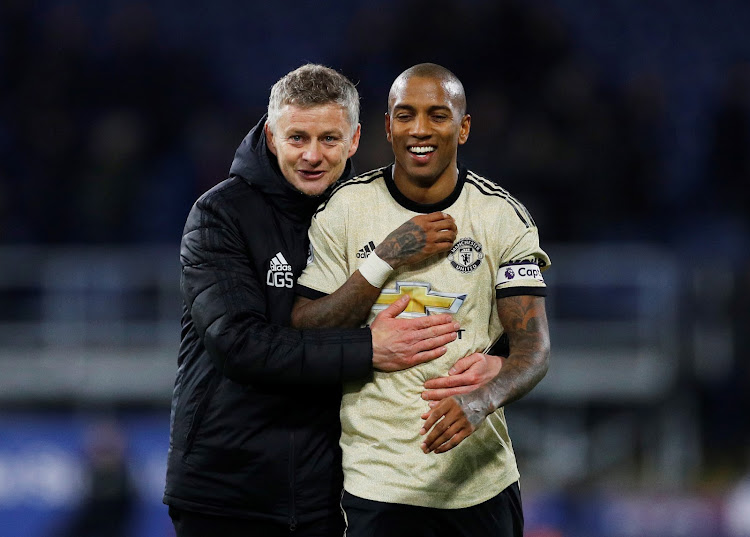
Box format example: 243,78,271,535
292,222,428,329
459,295,550,417
292,277,381,329
375,221,427,267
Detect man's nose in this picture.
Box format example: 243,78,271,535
409,114,430,137
302,141,323,164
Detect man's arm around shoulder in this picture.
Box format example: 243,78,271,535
182,192,372,385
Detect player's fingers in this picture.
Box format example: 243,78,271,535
425,221,457,239
421,416,450,450
419,217,456,238
438,230,458,243
421,211,453,222
411,213,440,229
434,429,471,454
427,216,457,230
420,401,450,434
423,419,464,453
422,404,459,440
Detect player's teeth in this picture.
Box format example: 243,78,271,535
410,146,435,154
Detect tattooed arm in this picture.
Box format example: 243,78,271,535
291,212,456,329
420,295,550,453
292,212,459,372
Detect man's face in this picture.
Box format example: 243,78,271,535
386,76,470,186
266,103,360,197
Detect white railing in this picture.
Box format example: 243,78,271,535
0,246,181,403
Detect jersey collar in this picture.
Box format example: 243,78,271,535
384,163,467,213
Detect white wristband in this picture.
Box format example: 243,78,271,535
358,252,394,288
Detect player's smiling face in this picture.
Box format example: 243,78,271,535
386,76,470,188
266,103,361,197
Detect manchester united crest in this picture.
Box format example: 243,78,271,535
449,238,484,273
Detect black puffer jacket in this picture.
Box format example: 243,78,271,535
163,117,373,527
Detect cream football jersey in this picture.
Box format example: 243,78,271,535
297,165,550,509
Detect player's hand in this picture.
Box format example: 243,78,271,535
375,212,457,269
371,295,460,372
421,353,504,403
420,392,490,454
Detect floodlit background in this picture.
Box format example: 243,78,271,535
1,0,749,535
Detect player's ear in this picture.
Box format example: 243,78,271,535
265,122,277,156
347,124,361,158
385,112,392,143
458,114,471,145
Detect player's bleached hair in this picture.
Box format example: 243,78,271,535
388,63,467,116
267,64,360,137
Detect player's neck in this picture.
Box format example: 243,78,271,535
392,164,458,205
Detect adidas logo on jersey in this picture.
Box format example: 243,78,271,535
266,252,294,288
356,241,377,259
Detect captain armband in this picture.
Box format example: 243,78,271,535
497,261,545,285
358,252,394,288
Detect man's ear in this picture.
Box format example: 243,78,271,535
458,114,471,145
385,113,392,143
347,124,362,158
265,122,277,155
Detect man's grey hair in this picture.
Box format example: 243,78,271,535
267,64,360,136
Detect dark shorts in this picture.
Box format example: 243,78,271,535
169,506,345,537
341,482,523,537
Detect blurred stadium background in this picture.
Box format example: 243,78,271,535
1,0,749,535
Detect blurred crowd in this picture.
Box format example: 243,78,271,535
1,0,748,250
0,0,748,477
0,1,233,243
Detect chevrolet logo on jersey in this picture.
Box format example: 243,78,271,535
373,281,466,318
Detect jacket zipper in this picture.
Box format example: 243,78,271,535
289,430,297,532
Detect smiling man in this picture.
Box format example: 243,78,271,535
265,101,357,196
293,63,552,537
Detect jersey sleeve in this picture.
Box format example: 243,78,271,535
495,223,551,299
296,200,350,298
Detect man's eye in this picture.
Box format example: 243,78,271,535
324,136,337,143
432,115,448,121
290,135,303,142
